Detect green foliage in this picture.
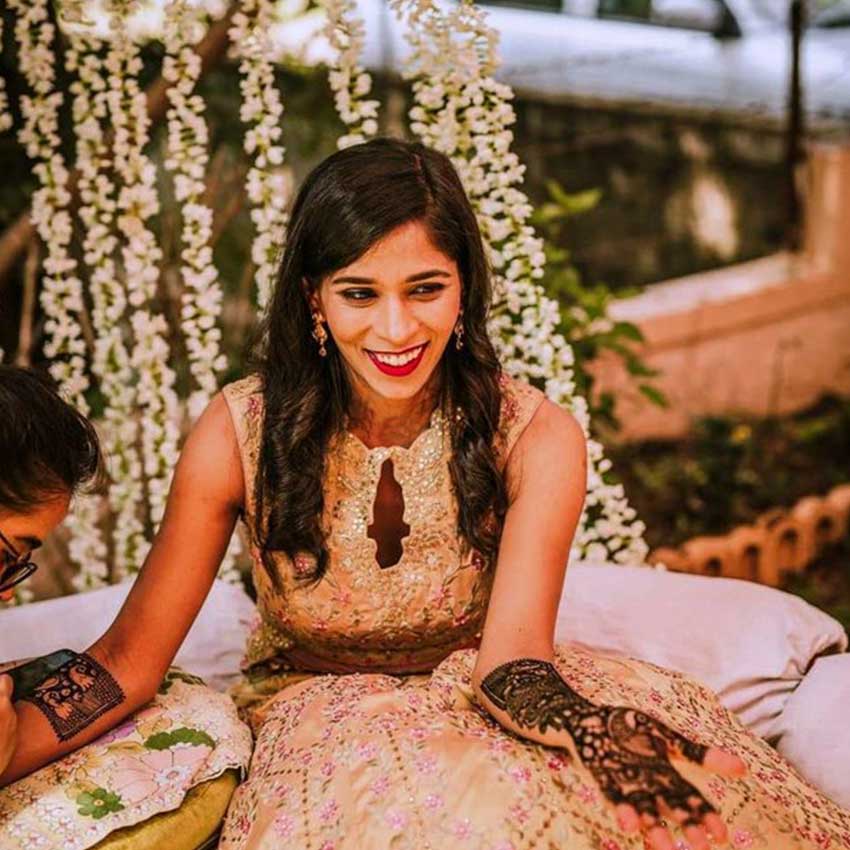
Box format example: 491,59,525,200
76,788,125,819
158,667,206,694
608,393,850,550
144,727,216,750
532,179,668,433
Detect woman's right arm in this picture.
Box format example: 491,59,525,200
0,392,245,786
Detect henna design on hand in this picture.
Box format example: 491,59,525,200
21,652,125,742
481,658,714,827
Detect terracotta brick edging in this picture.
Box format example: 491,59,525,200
647,483,850,586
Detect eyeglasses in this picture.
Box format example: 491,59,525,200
0,527,38,594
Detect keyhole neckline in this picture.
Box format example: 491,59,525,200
343,404,447,457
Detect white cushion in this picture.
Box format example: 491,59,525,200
774,653,850,809
555,562,848,740
0,578,255,692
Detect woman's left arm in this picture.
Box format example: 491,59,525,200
471,399,745,850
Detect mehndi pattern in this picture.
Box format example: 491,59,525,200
481,657,714,828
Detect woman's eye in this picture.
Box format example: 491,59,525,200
341,284,445,302
413,284,445,296
341,289,375,302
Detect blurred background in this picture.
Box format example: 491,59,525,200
1,0,848,629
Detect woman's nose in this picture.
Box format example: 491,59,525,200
374,296,418,344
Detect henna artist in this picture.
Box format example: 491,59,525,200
0,366,117,773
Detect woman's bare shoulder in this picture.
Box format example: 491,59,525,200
177,391,245,511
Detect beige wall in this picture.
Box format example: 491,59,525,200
588,143,850,443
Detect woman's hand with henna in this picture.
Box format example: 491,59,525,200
480,658,747,850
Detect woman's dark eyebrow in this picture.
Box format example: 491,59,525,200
332,269,452,286
21,536,42,551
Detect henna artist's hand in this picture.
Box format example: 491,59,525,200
0,676,17,775
481,659,747,850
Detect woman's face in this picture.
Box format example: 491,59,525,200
311,220,462,407
0,492,69,602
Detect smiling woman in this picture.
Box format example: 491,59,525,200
256,137,505,590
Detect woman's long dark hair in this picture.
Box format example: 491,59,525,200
252,137,506,588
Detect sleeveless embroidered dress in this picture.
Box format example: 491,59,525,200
219,374,849,850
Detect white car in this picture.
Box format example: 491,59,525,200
357,0,850,134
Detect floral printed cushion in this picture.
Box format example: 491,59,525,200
0,669,253,850
91,770,239,850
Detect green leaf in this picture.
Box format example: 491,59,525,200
545,180,602,215
144,727,216,750
611,321,644,342
637,383,670,408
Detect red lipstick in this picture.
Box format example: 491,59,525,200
366,343,429,377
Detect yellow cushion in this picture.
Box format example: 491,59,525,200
90,770,239,850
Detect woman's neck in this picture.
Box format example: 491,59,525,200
346,374,441,450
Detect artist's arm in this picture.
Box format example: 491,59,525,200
0,676,15,775
471,400,746,850
0,392,244,786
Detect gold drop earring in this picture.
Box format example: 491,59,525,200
454,312,465,351
311,310,328,357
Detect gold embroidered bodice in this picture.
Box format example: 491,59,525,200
222,372,545,677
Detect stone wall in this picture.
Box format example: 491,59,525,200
587,143,850,442
512,99,790,290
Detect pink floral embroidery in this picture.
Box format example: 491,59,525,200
357,741,378,760
732,829,754,848
452,818,473,839
509,802,530,825
414,753,438,775
111,745,211,804
707,777,727,799
508,765,531,784
576,783,597,804
384,810,409,830
318,800,340,824
423,793,444,811
273,811,296,838
369,776,390,796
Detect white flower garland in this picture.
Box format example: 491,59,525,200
0,18,13,133
164,0,241,582
392,0,649,566
106,0,180,553
9,0,110,591
229,0,289,311
65,26,148,584
320,0,380,149
163,0,228,419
